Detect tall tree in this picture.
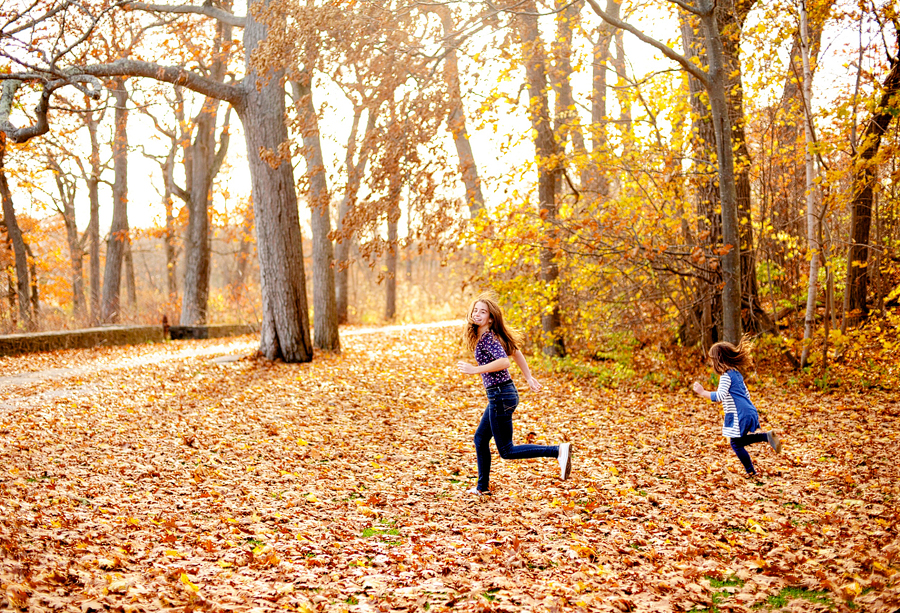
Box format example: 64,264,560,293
0,132,32,329
844,54,900,327
587,0,744,343
101,77,130,323
516,0,566,357
291,77,339,351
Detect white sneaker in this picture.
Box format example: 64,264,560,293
767,431,782,454
558,443,573,480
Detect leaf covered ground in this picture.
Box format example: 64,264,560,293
0,324,897,612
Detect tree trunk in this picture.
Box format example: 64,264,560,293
845,57,900,327
698,5,742,343
52,166,86,321
336,106,377,324
181,20,231,326
0,135,31,329
125,239,136,308
385,172,401,321
550,0,587,161
680,14,720,349
163,148,179,303
291,79,339,352
237,0,312,362
586,1,617,197
516,0,565,357
102,77,129,324
799,0,819,368
434,6,484,217
86,105,102,326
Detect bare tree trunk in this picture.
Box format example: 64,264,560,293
586,1,617,196
0,135,32,329
680,14,720,349
238,0,312,362
433,6,484,217
162,147,179,303
550,0,587,160
102,77,129,324
125,239,136,309
845,58,900,327
51,161,86,321
799,0,819,368
85,104,102,326
516,0,565,357
385,172,401,321
336,106,377,324
291,78,339,352
181,20,232,326
230,202,253,303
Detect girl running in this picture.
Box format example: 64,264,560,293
457,294,573,495
692,337,782,477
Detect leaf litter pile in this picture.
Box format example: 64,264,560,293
0,325,897,612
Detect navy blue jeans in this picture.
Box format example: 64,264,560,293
473,380,558,492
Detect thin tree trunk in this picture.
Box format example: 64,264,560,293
433,6,484,217
516,0,565,357
125,239,136,309
799,0,819,368
0,134,32,329
385,172,401,321
102,77,129,324
336,106,377,324
291,78,339,352
51,163,86,321
586,1,617,196
86,105,102,326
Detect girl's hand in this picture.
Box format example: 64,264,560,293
457,361,478,375
526,376,542,392
692,381,706,397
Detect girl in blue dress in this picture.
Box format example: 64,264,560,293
457,294,573,495
692,337,782,477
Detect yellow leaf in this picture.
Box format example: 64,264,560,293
217,560,232,568
180,573,199,592
165,550,183,558
305,493,319,503
297,439,309,446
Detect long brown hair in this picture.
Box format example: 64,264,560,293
463,293,522,355
708,335,754,375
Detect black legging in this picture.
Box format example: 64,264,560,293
730,433,768,474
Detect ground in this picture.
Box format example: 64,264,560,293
0,323,897,612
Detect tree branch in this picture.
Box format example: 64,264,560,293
583,0,710,87
80,59,243,106
127,2,246,28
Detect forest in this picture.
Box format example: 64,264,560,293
1,0,899,367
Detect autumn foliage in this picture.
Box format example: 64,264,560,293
0,325,898,611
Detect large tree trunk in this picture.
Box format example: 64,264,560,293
799,0,819,367
101,77,129,324
181,19,232,326
291,79,339,351
238,0,312,362
516,0,565,357
434,6,484,217
845,57,900,327
0,134,31,329
698,5,742,343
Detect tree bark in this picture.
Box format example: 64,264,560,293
180,19,232,326
845,57,900,326
385,172,401,321
516,0,565,357
101,77,130,323
237,0,312,362
799,0,819,368
291,78,340,351
586,1,617,196
433,6,484,217
51,163,86,322
86,108,102,326
0,134,31,329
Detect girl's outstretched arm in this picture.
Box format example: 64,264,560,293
692,381,712,400
512,350,542,392
457,357,510,375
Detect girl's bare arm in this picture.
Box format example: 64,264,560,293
512,350,542,391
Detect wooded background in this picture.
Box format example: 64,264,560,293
1,0,897,367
